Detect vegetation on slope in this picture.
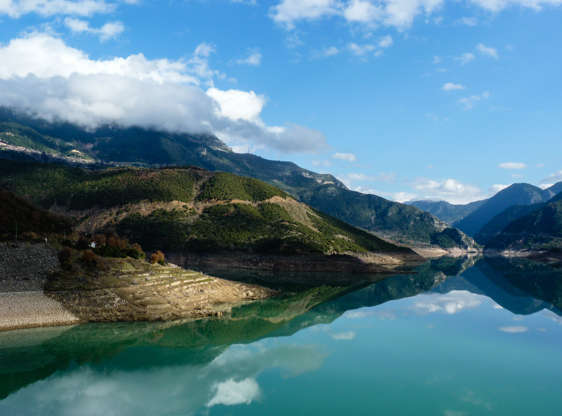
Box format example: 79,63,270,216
475,203,544,245
454,183,552,239
0,189,71,240
486,193,562,252
0,111,475,250
0,160,415,258
296,185,475,249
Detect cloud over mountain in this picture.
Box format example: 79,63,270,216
0,33,327,154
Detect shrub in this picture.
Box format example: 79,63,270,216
107,233,128,250
150,250,165,265
126,243,145,259
81,249,99,268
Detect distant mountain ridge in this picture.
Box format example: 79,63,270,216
454,183,554,239
411,182,561,244
486,192,562,253
0,109,476,251
408,199,485,224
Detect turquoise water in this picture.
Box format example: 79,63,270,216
1,257,561,415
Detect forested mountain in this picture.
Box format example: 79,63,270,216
0,109,476,250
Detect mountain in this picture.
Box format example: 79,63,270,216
453,183,555,240
475,203,544,245
408,199,485,224
486,192,562,253
0,159,422,271
0,109,476,251
544,181,562,199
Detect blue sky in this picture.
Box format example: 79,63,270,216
1,0,561,203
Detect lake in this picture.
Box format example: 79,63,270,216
1,257,561,415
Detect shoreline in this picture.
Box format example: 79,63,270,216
0,291,81,332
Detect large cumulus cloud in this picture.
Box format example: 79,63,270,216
0,33,327,154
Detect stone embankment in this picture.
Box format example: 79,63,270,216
0,242,59,292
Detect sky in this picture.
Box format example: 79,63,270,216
0,0,561,204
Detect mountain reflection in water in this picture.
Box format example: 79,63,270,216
1,257,561,415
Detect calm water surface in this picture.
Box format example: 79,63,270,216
1,257,561,415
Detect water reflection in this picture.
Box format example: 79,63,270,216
0,257,561,415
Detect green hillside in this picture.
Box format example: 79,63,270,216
0,189,71,240
453,183,553,239
0,160,416,258
486,193,562,252
0,110,476,250
475,203,544,245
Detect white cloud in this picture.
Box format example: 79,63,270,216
0,33,327,154
469,0,562,12
499,326,528,333
0,33,196,83
270,0,562,30
333,152,357,162
207,88,266,121
540,170,562,186
316,46,340,57
270,0,445,30
348,42,376,55
490,184,509,194
236,50,262,66
458,16,478,26
442,82,465,91
499,162,526,170
432,55,441,64
413,291,483,315
343,0,382,23
347,35,392,57
207,378,260,407
331,331,356,340
392,191,417,202
458,91,490,110
378,34,393,48
269,0,340,29
413,178,483,204
64,18,124,41
476,43,499,59
0,0,116,18
456,52,475,65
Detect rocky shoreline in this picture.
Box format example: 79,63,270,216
0,243,422,332
0,291,80,332
0,243,275,332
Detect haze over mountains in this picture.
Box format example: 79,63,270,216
0,109,476,252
